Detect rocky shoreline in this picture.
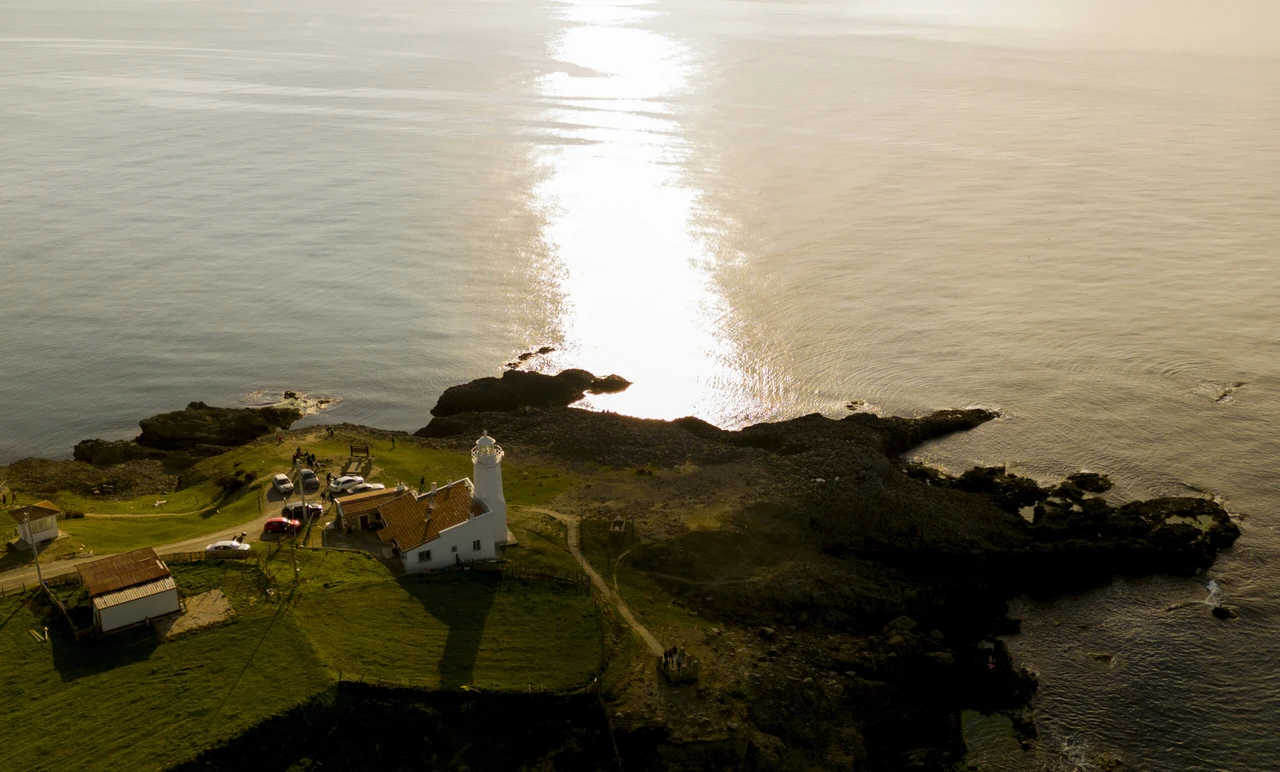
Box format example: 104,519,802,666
413,369,1238,770
1,370,1240,770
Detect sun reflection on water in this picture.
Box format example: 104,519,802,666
526,0,764,426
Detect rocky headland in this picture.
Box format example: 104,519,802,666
415,369,1238,770
1,370,1240,770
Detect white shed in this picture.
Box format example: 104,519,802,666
9,500,61,545
77,548,181,633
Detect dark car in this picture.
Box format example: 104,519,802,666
281,502,322,521
264,516,302,534
299,468,321,493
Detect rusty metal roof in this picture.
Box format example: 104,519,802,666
77,547,172,597
335,488,405,517
91,576,177,610
8,500,61,524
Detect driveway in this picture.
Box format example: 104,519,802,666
0,489,328,593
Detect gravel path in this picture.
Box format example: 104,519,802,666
520,506,663,656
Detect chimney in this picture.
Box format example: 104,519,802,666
430,482,437,494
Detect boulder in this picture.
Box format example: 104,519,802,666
429,369,632,417
137,401,301,450
954,466,1048,513
1065,472,1113,494
73,438,166,465
887,616,918,632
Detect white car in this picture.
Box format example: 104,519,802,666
348,482,386,495
205,540,252,555
271,473,294,496
328,475,365,493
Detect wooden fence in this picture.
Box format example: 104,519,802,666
427,560,591,592
158,550,255,563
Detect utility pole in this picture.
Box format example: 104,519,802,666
27,516,45,589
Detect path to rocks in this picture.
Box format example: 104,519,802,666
521,506,663,657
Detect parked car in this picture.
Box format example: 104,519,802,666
328,475,365,493
263,516,302,534
348,482,386,495
271,473,294,496
205,540,252,555
281,502,322,521
298,468,321,493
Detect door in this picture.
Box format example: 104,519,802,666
359,515,369,530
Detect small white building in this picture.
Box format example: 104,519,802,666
375,432,511,573
77,547,181,633
9,500,61,545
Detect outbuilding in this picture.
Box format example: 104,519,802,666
9,500,62,545
334,488,404,533
77,548,181,633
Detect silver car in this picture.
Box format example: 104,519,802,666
271,473,294,496
327,475,365,493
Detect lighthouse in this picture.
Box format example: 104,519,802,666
471,431,510,546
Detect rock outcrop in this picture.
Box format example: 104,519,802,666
73,438,167,465
71,401,302,473
137,401,301,450
428,369,631,417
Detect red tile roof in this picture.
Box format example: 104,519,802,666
378,480,476,552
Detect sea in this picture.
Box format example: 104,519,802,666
2,0,1278,768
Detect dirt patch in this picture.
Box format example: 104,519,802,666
158,589,232,640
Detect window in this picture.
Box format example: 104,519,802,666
417,550,431,563
450,545,458,553
473,540,482,551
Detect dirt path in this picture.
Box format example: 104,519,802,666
520,506,663,657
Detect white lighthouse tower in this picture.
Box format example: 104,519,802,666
471,431,510,546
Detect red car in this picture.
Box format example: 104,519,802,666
263,516,302,534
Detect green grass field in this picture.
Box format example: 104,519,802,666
505,508,582,576
0,550,602,772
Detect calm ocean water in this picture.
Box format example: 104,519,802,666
2,0,1278,767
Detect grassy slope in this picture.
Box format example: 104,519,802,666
505,508,581,576
286,550,601,691
0,561,330,772
0,550,602,772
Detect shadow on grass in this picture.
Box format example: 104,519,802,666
49,614,160,682
198,485,256,520
0,546,33,572
397,572,499,689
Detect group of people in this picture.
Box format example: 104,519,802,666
293,448,317,468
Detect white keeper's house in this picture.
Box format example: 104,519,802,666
9,500,62,546
333,432,511,573
77,547,181,633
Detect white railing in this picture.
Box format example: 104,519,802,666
470,443,504,462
